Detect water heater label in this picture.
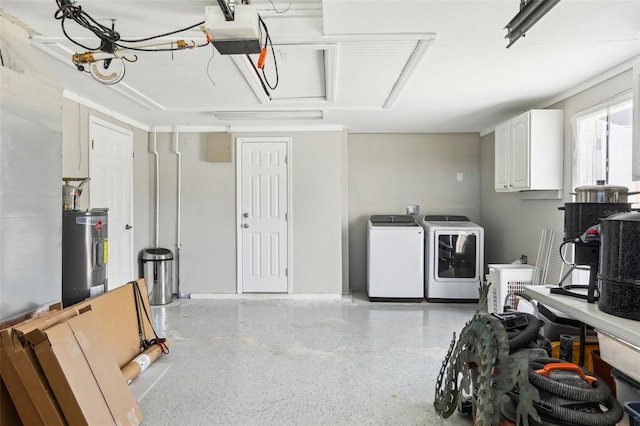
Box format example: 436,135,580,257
90,284,104,297
104,239,109,264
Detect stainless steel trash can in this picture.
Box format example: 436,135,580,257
141,248,174,305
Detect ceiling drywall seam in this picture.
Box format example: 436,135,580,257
479,55,640,137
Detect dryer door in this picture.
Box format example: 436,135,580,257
433,230,480,282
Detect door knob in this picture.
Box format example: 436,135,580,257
125,224,133,230
243,212,249,218
242,223,249,229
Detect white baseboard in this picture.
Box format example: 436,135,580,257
188,293,344,301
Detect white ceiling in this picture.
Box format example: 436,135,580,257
1,0,639,133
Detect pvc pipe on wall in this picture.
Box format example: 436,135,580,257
173,126,183,296
174,127,182,249
152,127,159,248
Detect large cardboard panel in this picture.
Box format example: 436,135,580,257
12,279,154,368
0,279,156,425
29,316,112,425
0,328,65,426
65,311,143,424
28,309,143,425
1,376,23,426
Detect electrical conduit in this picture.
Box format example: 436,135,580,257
152,127,159,248
173,126,183,298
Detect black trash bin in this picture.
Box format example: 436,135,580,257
141,248,174,305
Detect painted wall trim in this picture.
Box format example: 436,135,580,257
153,124,344,133
63,91,344,133
189,293,343,301
64,90,151,131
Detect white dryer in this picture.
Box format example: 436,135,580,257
367,215,424,301
422,215,484,302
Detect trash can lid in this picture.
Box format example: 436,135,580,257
142,248,174,261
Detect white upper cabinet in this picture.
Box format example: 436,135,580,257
494,121,511,190
494,109,564,192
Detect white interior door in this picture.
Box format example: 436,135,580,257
239,140,289,293
89,116,133,290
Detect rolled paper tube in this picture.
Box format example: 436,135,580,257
121,340,170,384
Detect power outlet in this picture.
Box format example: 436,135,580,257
457,172,464,182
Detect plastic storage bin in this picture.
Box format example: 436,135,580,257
486,264,536,314
625,402,640,426
548,341,598,372
597,330,640,383
612,368,640,426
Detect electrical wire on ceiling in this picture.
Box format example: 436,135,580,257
54,0,207,52
206,44,217,87
257,15,279,90
54,0,119,51
53,0,210,84
266,0,293,14
53,0,283,90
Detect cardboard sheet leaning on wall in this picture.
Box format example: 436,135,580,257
0,279,168,426
27,308,144,425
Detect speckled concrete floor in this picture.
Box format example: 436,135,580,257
138,294,477,425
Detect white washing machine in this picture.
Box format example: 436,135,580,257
367,215,424,301
422,215,484,302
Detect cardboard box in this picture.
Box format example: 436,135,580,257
1,377,23,426
0,320,65,426
12,279,155,368
0,279,156,425
27,308,143,425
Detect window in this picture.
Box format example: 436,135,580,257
573,94,638,195
571,94,636,284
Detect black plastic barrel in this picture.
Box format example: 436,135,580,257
598,212,640,320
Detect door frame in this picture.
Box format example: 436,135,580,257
88,115,135,287
236,136,293,294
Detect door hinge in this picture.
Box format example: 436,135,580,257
285,212,287,221
285,155,288,164
91,139,94,149
132,152,135,158
285,268,288,277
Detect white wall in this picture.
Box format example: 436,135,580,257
147,130,344,295
60,117,345,295
1,15,63,320
57,66,635,296
479,70,634,266
348,133,481,291
148,131,236,294
62,99,150,281
287,131,343,294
